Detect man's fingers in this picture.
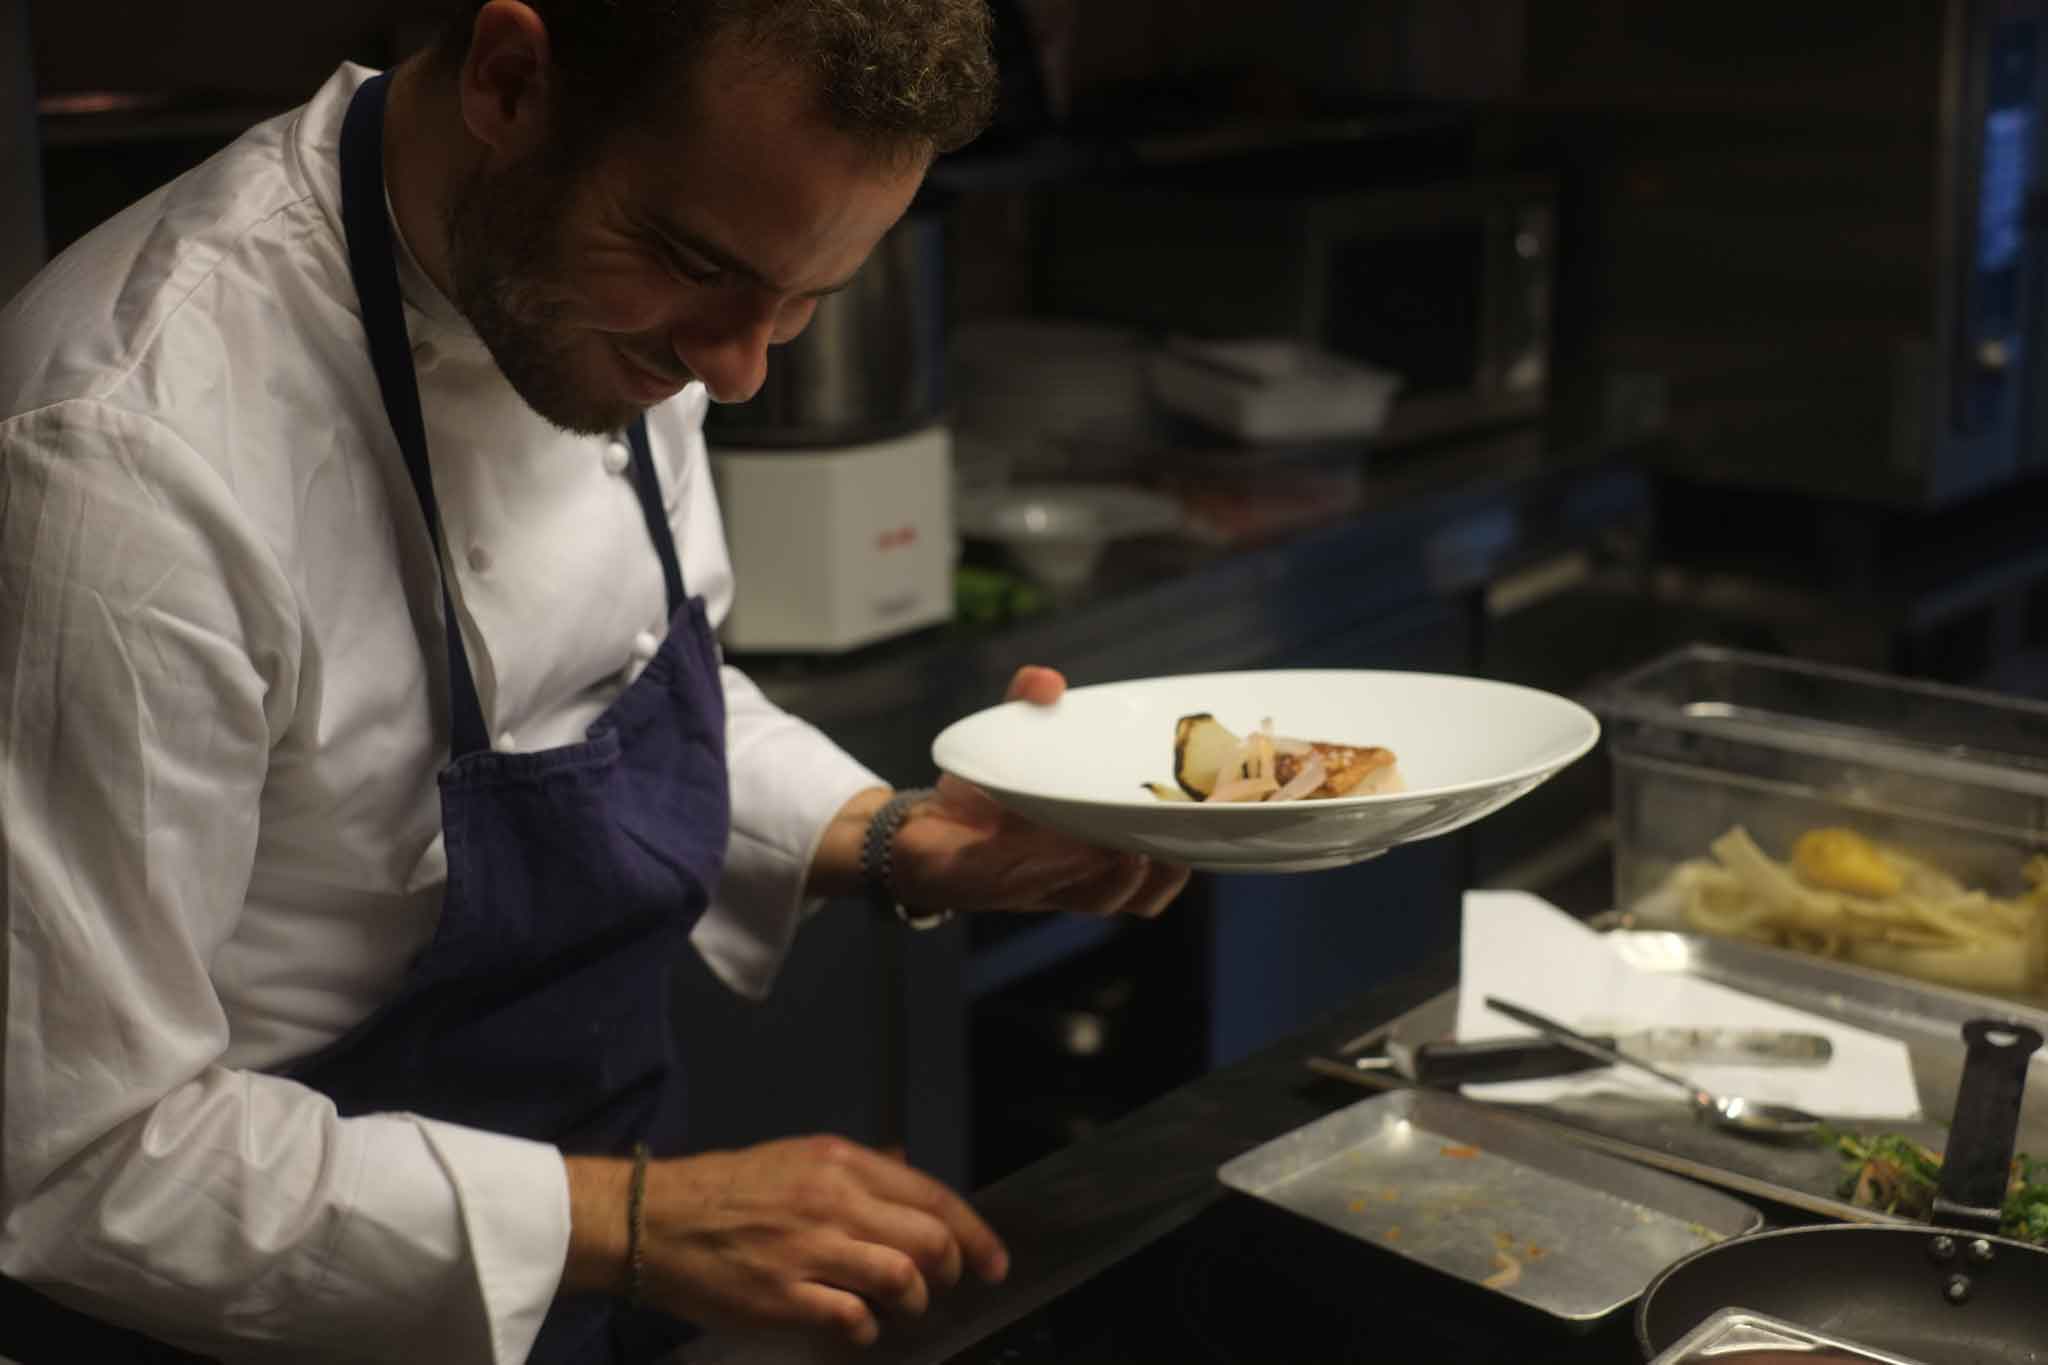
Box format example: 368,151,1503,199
814,1237,931,1319
847,1194,965,1288
996,844,1110,904
1002,665,1066,705
1037,851,1152,918
1127,859,1191,919
847,1149,1010,1284
784,1280,881,1347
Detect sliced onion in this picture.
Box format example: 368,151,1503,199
1272,755,1328,802
1206,775,1281,803
1268,736,1314,757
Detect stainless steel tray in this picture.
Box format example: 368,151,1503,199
1217,1088,1763,1325
1309,922,2048,1224
1647,1307,1933,1365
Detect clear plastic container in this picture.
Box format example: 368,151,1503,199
1601,645,2048,1003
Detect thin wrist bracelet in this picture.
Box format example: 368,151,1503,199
625,1141,650,1306
861,787,953,930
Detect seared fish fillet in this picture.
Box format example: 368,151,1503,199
1275,743,1403,797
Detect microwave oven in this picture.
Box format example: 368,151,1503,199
1037,171,1557,449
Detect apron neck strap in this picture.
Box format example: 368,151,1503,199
624,420,686,617
339,72,688,760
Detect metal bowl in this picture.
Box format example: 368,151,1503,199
956,483,1182,589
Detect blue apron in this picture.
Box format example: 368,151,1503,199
0,71,728,1364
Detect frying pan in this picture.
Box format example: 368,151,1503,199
1636,1019,2048,1363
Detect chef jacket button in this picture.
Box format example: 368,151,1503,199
412,338,440,371
603,441,632,476
497,730,518,752
632,630,660,662
466,543,493,574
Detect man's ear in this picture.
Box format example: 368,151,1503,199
456,0,557,161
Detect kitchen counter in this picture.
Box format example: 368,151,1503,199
679,949,1662,1364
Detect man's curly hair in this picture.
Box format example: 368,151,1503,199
436,0,996,160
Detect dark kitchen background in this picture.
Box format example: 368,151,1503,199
8,0,2048,1195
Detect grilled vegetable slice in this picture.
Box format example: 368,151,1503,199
1173,713,1243,799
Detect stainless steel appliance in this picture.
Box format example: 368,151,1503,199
704,206,947,449
1524,0,2048,507
1036,171,1557,451
704,204,957,653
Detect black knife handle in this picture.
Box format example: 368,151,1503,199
1397,1035,1614,1085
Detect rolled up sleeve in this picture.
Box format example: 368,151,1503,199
0,403,565,1364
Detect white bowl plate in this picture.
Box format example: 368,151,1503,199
932,669,1601,873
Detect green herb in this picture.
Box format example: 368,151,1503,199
1829,1131,2048,1243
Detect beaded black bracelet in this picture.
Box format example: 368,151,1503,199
861,787,954,930
626,1141,650,1307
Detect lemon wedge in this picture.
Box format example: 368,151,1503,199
1792,827,1904,898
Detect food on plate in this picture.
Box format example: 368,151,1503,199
1829,1129,2048,1244
1155,713,1404,803
1654,826,2048,999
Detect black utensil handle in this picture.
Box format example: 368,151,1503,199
1932,1018,2043,1234
1403,1035,1614,1084
1483,995,1704,1096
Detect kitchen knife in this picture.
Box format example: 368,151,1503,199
1355,1027,1833,1086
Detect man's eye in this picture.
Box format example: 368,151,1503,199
658,243,727,286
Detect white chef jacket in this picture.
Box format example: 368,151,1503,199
0,63,884,1363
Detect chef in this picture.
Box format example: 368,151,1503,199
0,1,1187,1361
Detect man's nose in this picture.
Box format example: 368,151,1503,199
671,310,776,406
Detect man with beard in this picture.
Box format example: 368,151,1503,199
0,2,1188,1361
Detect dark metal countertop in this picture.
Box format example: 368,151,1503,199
679,952,1464,1365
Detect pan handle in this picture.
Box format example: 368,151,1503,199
1930,1019,2043,1235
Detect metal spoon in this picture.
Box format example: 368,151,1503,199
1483,995,1825,1140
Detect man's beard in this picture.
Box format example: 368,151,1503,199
443,152,639,437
